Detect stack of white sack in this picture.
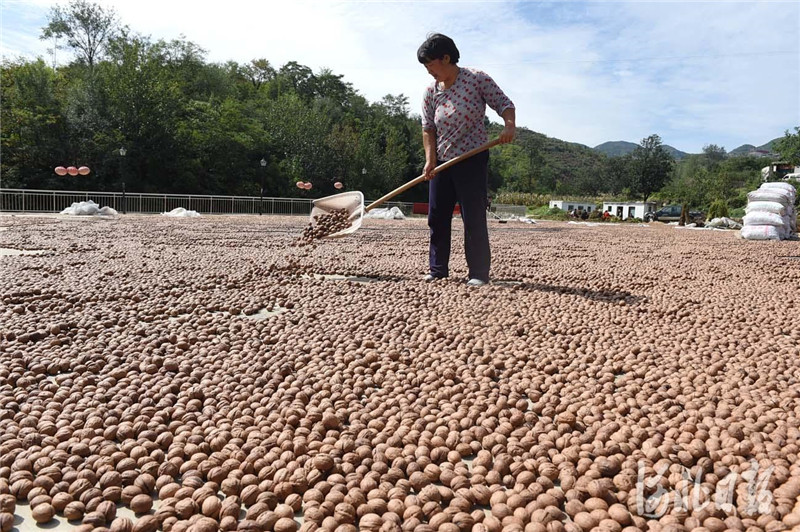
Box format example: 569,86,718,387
741,182,796,240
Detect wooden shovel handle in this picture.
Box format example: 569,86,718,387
364,138,502,212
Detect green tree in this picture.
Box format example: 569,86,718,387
276,61,315,100
311,68,354,108
376,94,410,119
629,134,674,202
490,144,534,193
96,34,185,192
702,144,726,166
0,59,68,189
242,58,276,91
601,154,633,196
774,126,800,166
40,0,119,70
662,162,709,209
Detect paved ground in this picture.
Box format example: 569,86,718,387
1,214,799,532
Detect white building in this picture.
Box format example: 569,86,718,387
549,200,596,213
602,201,656,220
762,164,800,181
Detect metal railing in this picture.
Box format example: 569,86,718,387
0,188,413,216
0,188,523,218
0,188,316,216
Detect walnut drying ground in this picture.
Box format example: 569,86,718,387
1,214,799,532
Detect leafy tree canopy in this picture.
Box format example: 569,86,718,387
40,0,120,69
3,0,787,210
775,126,800,166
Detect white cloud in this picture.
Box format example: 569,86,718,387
1,0,798,153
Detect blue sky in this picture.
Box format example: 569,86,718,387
2,0,798,153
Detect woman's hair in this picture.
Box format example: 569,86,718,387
417,33,460,65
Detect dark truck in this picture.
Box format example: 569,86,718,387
645,205,705,224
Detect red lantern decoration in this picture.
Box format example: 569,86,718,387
296,181,304,189
78,166,90,175
334,182,343,190
55,166,67,176
304,182,312,190
67,166,78,176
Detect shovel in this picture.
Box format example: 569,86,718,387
310,138,502,238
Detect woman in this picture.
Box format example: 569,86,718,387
418,33,516,286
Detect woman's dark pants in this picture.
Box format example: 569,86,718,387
427,151,490,282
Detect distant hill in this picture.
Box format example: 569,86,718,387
730,137,782,157
593,141,638,157
488,123,606,190
594,141,688,160
595,136,786,160
663,145,689,160
729,144,757,156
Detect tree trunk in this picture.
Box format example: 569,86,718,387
679,203,687,226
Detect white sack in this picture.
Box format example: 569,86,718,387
364,207,405,220
60,200,101,215
99,206,118,216
741,225,781,241
747,190,790,206
760,181,797,195
706,217,742,229
758,184,795,202
783,215,794,235
162,207,200,217
745,201,786,216
742,212,785,227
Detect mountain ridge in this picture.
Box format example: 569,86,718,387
594,138,782,159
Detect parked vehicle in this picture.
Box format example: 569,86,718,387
644,205,705,223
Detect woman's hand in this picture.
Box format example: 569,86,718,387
499,108,516,144
499,123,516,144
423,160,436,181
422,129,437,180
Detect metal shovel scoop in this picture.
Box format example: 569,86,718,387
310,138,501,238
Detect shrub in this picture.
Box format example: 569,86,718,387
494,192,550,207
707,200,729,219
728,207,745,220
728,194,747,209
528,205,570,220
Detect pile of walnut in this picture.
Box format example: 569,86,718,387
2,215,800,532
295,209,352,246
